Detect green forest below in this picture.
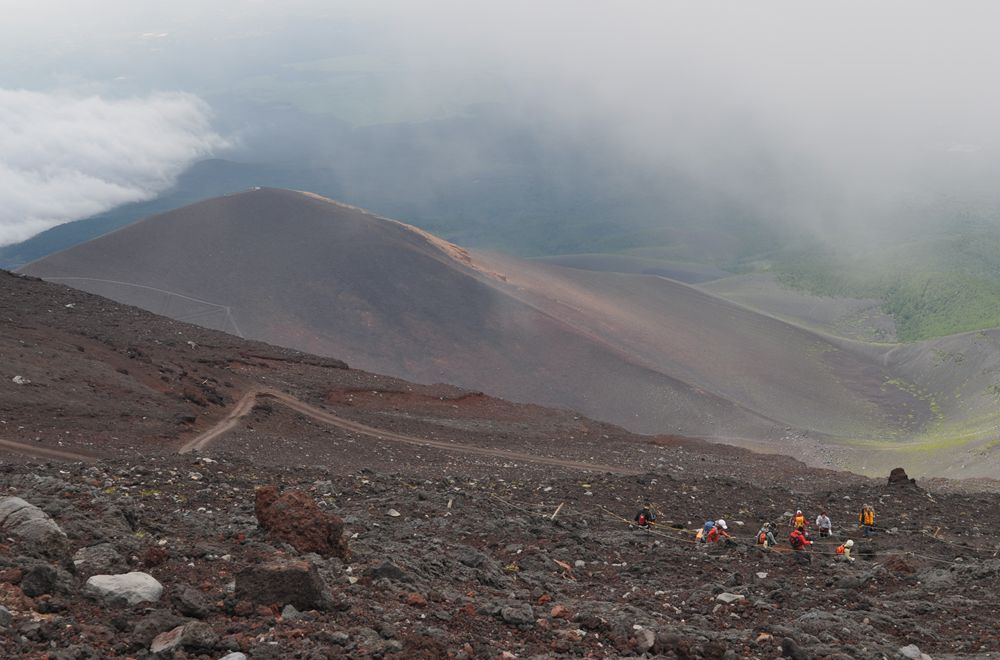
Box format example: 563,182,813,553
771,231,1000,341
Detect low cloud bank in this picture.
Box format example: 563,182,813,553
0,90,226,246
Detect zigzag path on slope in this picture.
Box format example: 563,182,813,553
179,388,639,475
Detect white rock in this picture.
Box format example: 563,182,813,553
574,560,586,568
11,375,30,385
635,627,655,653
387,509,401,517
84,572,163,605
716,592,745,604
897,644,931,660
218,654,248,660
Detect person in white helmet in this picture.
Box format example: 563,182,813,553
706,519,735,546
836,539,856,561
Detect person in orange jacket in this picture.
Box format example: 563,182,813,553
859,504,876,537
791,510,808,530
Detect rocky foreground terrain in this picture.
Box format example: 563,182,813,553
2,454,999,659
3,271,1000,658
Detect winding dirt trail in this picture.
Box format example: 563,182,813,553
0,438,96,463
180,388,637,475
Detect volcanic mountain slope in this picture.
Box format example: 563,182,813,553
16,189,780,440
18,189,1000,476
0,269,646,472
2,272,1000,658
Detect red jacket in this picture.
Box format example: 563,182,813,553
790,529,811,550
706,526,732,543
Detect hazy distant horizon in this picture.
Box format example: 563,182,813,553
3,1,1000,248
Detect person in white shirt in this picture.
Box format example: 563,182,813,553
815,511,832,538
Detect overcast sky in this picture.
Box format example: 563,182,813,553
2,1,1000,246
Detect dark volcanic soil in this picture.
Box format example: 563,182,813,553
2,270,1000,658
3,455,1000,659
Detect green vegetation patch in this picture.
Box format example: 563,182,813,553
771,230,1000,341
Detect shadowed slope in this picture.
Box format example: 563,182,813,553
21,189,780,442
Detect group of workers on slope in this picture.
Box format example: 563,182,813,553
634,502,879,563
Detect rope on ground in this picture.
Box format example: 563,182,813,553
593,504,704,546
487,493,980,566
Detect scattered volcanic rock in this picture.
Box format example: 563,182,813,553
888,467,918,487
173,584,213,618
500,603,535,627
72,543,125,579
363,560,409,583
19,564,71,597
235,559,334,611
0,497,69,558
254,485,349,558
132,610,186,647
150,621,219,655
83,572,164,606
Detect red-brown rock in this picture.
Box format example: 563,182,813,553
405,592,427,607
254,485,348,558
550,604,571,619
0,568,23,584
887,467,917,488
141,546,169,567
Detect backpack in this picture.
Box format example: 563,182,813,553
638,514,647,526
790,531,804,549
836,544,846,555
758,531,767,544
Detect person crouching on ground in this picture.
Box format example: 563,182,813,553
699,518,715,543
706,519,736,546
634,503,656,528
816,511,832,538
789,526,813,563
836,539,856,561
757,522,777,548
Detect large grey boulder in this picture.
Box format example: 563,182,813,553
235,559,335,611
0,497,69,558
84,572,163,606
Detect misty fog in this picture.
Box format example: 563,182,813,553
2,0,1000,250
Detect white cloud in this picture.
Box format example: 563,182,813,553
0,89,226,246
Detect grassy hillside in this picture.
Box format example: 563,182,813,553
771,231,1000,341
